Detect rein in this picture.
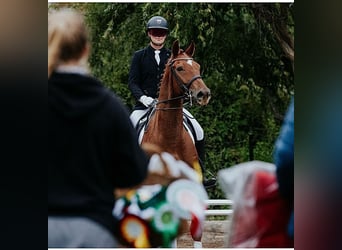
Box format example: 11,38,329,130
155,57,202,110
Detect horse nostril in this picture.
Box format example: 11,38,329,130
197,90,210,100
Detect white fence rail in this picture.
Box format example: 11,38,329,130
204,199,233,216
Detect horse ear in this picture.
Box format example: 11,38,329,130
172,40,180,57
185,41,195,57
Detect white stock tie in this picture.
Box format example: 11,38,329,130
155,50,160,65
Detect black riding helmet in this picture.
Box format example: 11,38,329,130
146,16,168,32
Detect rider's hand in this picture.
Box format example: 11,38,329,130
139,95,154,107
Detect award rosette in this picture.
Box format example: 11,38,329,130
113,161,209,247
119,214,150,248
166,179,208,219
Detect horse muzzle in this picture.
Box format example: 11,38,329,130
193,88,211,106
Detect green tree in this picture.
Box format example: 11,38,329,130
49,3,294,199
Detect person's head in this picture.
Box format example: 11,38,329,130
48,8,90,78
146,16,168,48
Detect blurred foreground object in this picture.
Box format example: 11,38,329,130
218,160,293,248
113,144,208,248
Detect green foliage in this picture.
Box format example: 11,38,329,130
49,3,294,199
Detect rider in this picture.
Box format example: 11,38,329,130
128,15,216,188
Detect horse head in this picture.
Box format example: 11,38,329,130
168,40,211,106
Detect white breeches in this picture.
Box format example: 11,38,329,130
130,109,148,128
130,108,204,141
182,108,204,141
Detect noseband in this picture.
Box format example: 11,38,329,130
155,57,202,109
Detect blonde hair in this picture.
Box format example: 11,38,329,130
48,8,89,78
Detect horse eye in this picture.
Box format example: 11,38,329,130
176,66,184,71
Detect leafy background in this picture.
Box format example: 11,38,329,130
49,3,294,199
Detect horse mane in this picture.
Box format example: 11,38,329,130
157,62,168,96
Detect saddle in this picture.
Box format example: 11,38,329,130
135,107,197,144
135,107,156,143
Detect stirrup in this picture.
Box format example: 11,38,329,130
203,177,217,189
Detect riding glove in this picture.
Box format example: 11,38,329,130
139,95,154,107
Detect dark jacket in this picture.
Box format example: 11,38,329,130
48,72,149,234
128,45,171,110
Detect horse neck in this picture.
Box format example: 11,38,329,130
156,67,184,137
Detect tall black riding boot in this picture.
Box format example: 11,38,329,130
195,139,216,189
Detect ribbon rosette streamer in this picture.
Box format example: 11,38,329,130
113,152,208,248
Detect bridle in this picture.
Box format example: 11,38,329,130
169,58,202,93
155,57,202,110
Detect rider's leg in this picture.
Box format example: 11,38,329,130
195,137,216,189
130,109,148,128
195,139,206,169
183,109,216,188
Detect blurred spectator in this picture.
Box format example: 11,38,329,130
48,8,149,247
273,97,294,243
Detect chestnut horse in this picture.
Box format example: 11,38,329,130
141,40,211,179
141,40,211,247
